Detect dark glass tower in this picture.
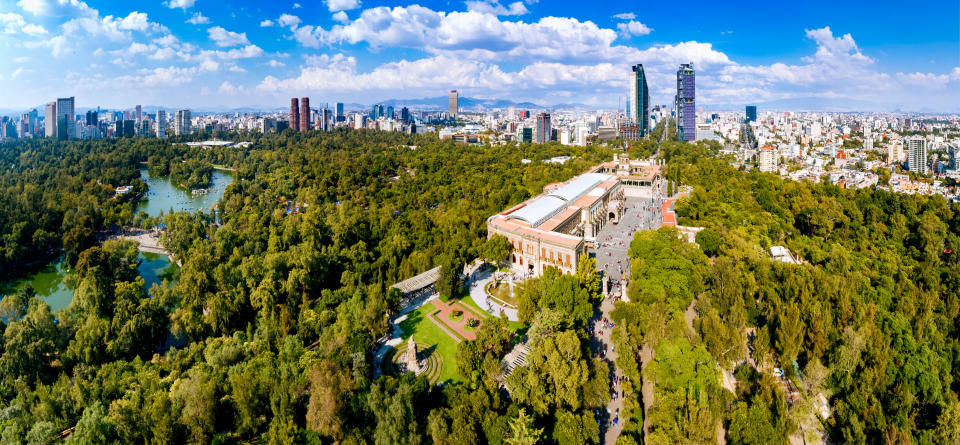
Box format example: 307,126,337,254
629,64,650,137
745,105,757,123
675,63,695,141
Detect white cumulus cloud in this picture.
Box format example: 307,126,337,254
207,26,249,47
187,12,210,25
164,0,196,9
617,20,652,37
21,23,48,35
277,14,301,28
17,0,94,17
118,11,150,31
332,11,349,24
465,1,529,15
291,6,630,65
325,0,360,12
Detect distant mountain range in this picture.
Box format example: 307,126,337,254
0,96,600,117
2,95,956,117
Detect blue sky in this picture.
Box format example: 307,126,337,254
0,0,958,111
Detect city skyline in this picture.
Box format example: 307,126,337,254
0,0,958,112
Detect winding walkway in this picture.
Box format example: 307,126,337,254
593,297,625,444
591,197,666,444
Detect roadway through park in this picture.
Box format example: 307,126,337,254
590,196,663,445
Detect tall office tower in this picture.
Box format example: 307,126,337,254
0,118,14,140
55,97,75,140
289,98,300,131
28,109,38,135
18,114,29,138
319,108,331,131
675,63,695,141
335,102,344,122
174,109,192,136
155,110,166,138
386,106,394,120
85,110,97,126
123,120,135,138
47,99,62,138
628,64,650,136
449,90,458,118
534,112,551,144
906,137,927,174
300,97,310,131
745,105,757,123
400,107,410,123
135,105,142,124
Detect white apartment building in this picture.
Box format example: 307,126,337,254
906,137,927,174
759,146,778,172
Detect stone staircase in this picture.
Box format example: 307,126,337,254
501,337,531,376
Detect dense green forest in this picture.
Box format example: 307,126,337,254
1,129,957,444
0,139,151,272
609,138,960,444
0,131,615,443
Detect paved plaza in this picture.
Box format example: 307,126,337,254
593,197,663,283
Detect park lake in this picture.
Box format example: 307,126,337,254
137,167,234,217
0,168,234,310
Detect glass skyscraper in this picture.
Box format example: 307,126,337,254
745,105,757,123
675,63,695,142
628,64,650,137
56,96,75,140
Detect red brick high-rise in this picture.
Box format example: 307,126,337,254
299,97,310,132
289,98,299,132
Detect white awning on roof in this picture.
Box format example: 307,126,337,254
505,196,567,227
504,173,613,227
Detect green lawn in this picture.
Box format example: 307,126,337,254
397,304,462,384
